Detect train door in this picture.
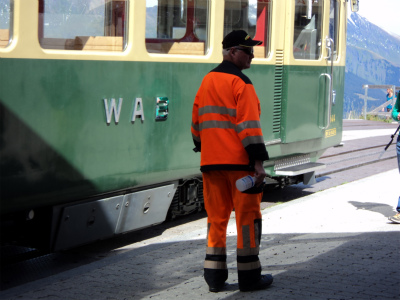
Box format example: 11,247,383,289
326,0,344,139
283,0,338,143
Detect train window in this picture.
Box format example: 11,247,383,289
223,0,272,58
329,0,340,61
38,0,128,51
0,0,13,48
293,0,323,60
146,0,210,55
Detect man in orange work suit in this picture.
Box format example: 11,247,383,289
191,30,273,293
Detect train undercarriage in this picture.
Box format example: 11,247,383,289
0,170,320,252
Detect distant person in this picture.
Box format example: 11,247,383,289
388,90,400,224
386,88,394,112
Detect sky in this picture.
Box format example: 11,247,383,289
356,0,400,36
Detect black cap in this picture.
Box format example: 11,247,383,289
222,30,262,49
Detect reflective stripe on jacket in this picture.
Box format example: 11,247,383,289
191,60,269,172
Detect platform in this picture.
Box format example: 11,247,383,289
1,167,399,300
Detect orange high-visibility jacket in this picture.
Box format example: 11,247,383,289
191,60,269,172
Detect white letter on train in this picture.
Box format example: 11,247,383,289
131,97,145,123
104,98,123,125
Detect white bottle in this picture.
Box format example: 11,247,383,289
236,175,256,192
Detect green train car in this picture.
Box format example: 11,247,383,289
0,0,358,251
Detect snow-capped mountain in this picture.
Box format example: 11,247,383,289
344,12,400,117
347,12,400,66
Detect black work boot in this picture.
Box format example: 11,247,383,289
239,274,273,292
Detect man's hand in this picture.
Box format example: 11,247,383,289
254,160,266,186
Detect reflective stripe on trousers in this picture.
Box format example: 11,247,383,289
203,170,263,288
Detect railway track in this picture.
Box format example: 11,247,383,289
317,143,397,178
315,119,398,179
320,144,387,159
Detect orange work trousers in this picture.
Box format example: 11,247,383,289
202,170,263,289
